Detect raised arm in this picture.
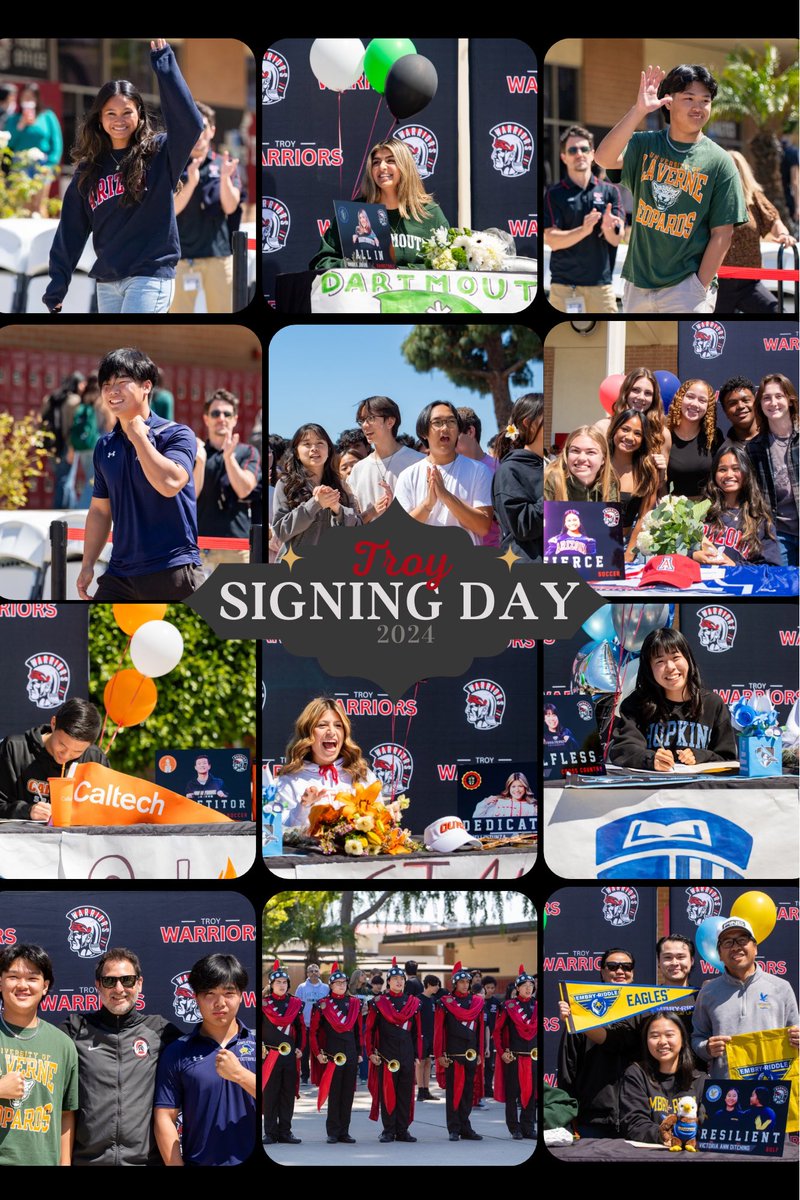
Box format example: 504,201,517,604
149,39,204,187
594,66,670,170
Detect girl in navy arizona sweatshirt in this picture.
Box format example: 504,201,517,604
44,39,203,314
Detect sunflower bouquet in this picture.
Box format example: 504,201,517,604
306,780,418,856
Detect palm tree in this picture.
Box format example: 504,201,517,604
713,43,799,225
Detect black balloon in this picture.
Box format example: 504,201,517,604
384,54,438,119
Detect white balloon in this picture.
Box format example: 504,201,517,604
129,620,184,678
309,39,365,92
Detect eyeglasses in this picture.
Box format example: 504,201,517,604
208,409,235,419
99,974,139,988
565,144,592,155
719,937,752,950
429,418,459,430
357,415,384,427
604,962,634,973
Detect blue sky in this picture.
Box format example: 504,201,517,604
268,324,543,445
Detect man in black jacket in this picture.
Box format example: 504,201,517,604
0,697,107,821
63,947,182,1166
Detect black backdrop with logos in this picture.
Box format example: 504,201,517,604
0,606,89,739
2,891,257,1031
262,38,537,304
677,320,798,399
542,885,799,1086
262,640,537,832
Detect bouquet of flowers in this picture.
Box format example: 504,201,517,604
306,780,418,856
635,492,711,557
419,226,510,272
730,700,781,739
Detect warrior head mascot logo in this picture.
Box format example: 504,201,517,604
65,906,111,959
171,972,201,1023
262,197,291,253
464,680,506,731
25,653,70,709
262,49,289,105
697,606,737,652
369,744,413,794
691,321,727,360
685,886,723,925
490,123,533,177
395,125,438,179
601,886,639,927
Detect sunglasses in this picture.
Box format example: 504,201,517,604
99,974,139,988
604,962,634,973
208,409,235,419
566,144,592,155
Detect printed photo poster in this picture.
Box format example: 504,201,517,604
699,1079,789,1156
457,759,537,836
542,692,602,780
543,500,624,581
333,201,394,267
156,748,253,821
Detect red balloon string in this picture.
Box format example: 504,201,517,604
338,93,343,196
388,681,421,801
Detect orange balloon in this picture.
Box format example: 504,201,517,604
112,604,168,636
103,669,158,728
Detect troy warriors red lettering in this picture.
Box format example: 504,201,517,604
543,955,602,972
508,219,537,237
341,698,418,717
506,74,538,94
763,336,799,352
261,147,343,167
88,172,126,212
0,604,57,618
160,923,256,943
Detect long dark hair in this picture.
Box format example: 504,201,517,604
635,627,704,723
608,408,660,499
639,1011,696,1090
72,79,160,207
281,423,350,509
703,441,777,559
612,368,666,454
496,393,544,462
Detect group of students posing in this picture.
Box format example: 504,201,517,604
263,959,536,1147
547,368,798,568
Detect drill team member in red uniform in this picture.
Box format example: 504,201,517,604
494,965,537,1139
366,957,422,1143
310,962,362,1144
434,961,486,1141
262,960,304,1146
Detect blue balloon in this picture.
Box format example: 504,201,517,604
655,370,681,410
582,605,615,644
696,916,727,972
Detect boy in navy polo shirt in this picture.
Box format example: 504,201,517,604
154,953,257,1166
77,348,204,602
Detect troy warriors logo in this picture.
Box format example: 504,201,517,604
25,653,70,709
692,321,727,360
685,886,722,924
773,1085,789,1106
369,743,413,794
395,125,438,179
602,507,620,527
577,700,594,721
232,753,248,772
464,680,506,731
132,1038,149,1058
697,606,737,652
66,906,111,959
171,973,201,1023
601,886,639,926
262,49,289,104
262,197,291,253
490,123,533,177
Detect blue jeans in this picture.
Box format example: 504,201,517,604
96,275,175,314
776,529,799,568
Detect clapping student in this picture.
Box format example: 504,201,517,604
693,442,780,566
544,426,620,503
492,393,545,560
607,627,737,772
271,424,360,559
347,396,424,523
45,40,204,314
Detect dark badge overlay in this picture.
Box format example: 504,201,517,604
188,503,601,698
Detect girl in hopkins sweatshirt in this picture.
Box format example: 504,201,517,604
44,39,203,314
607,627,736,772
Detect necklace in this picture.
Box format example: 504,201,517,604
374,446,401,484
664,130,702,155
110,149,127,169
0,1013,39,1041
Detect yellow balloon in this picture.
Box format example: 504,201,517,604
730,891,777,943
112,604,168,636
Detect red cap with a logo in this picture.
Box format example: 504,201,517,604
639,554,701,589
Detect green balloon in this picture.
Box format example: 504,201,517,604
364,38,416,94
